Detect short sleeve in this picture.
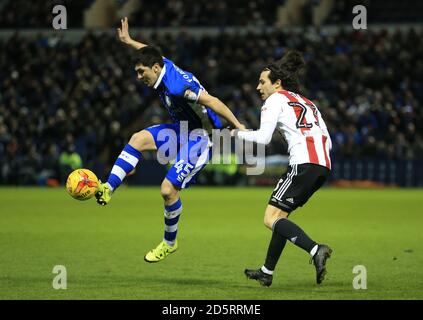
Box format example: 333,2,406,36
165,58,202,100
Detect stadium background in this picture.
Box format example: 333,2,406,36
1,0,422,187
0,0,422,300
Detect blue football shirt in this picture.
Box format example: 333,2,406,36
153,57,222,133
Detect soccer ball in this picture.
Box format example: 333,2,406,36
66,169,99,201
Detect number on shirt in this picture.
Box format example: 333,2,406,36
174,160,194,182
288,101,321,129
288,102,313,129
307,103,321,127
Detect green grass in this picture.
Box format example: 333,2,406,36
0,187,422,300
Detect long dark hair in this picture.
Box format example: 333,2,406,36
266,50,305,93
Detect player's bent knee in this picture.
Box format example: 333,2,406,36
263,212,276,228
263,216,275,229
263,206,289,229
264,215,287,229
263,217,269,229
129,130,156,152
160,180,178,201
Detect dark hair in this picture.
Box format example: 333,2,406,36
132,46,164,68
266,50,305,93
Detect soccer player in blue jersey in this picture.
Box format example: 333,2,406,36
95,17,245,263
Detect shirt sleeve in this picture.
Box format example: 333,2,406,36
237,94,283,145
181,80,201,102
237,122,276,145
165,58,202,100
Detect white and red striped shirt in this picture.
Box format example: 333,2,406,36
237,90,332,169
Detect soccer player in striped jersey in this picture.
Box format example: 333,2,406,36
233,50,332,286
95,17,245,263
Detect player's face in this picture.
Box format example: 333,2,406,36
256,70,277,100
135,63,161,87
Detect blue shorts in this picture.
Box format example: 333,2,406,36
145,123,212,189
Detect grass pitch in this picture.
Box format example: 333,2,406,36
0,187,422,300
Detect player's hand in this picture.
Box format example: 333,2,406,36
117,17,132,44
237,123,247,131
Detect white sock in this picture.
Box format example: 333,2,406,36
106,182,114,192
310,244,319,257
261,266,273,275
164,239,175,247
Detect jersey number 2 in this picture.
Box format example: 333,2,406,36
288,102,320,129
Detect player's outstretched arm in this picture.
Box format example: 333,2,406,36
117,17,147,50
231,96,281,144
198,91,246,130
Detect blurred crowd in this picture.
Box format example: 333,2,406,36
0,0,93,28
130,0,283,27
0,27,422,185
1,0,422,30
327,0,423,24
0,0,283,28
0,0,423,29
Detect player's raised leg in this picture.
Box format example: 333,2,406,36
144,179,181,262
96,130,156,205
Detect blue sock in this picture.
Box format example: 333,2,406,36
163,198,182,246
107,144,142,191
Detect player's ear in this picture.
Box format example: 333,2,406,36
274,79,282,90
153,63,161,73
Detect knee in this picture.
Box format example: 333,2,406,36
264,213,287,230
128,130,151,152
160,180,177,201
263,215,275,229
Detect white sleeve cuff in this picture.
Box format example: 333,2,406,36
237,122,276,145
